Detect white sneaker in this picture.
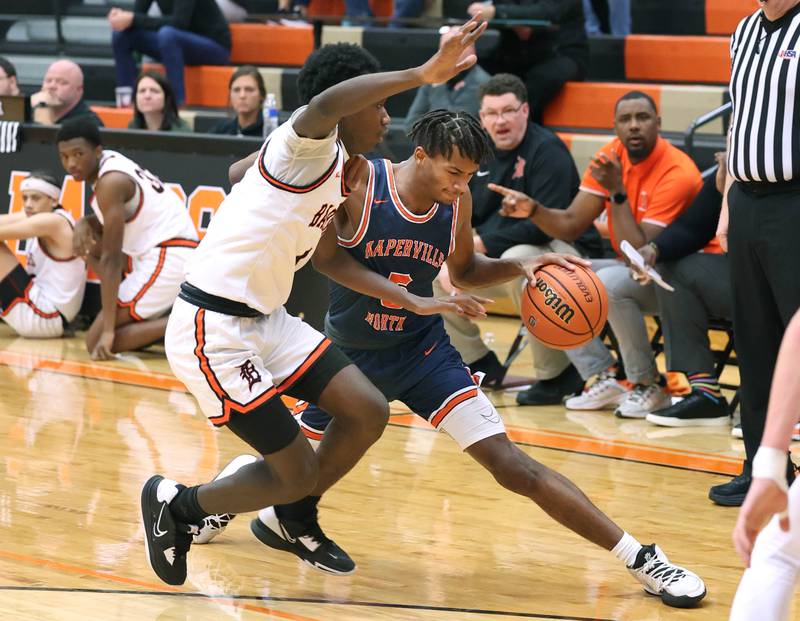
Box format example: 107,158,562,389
735,423,800,441
193,454,258,544
628,544,706,608
615,383,671,419
564,372,628,411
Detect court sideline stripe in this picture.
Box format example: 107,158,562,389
0,585,616,620
0,350,742,475
0,551,316,621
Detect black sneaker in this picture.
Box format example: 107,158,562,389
627,544,706,608
516,365,584,406
141,475,196,585
646,391,730,427
469,351,507,389
250,506,355,575
709,461,751,507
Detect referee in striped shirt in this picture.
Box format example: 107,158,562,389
713,0,800,507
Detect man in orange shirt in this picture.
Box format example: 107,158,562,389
491,90,703,417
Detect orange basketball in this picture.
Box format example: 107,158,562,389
520,264,608,350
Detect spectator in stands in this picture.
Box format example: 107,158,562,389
30,60,103,127
623,153,731,428
209,65,265,137
404,27,490,134
433,73,601,399
108,0,232,107
0,57,21,97
583,0,631,35
128,71,190,132
489,91,703,413
467,0,588,123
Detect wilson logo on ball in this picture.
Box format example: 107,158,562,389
535,280,576,324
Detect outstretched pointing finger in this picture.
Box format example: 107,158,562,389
488,182,513,196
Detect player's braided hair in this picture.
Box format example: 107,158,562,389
408,109,493,165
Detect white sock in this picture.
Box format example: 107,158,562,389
612,531,643,567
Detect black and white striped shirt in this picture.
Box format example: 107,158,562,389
728,4,800,183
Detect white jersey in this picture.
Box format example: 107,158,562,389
186,107,349,315
25,209,86,321
90,150,198,257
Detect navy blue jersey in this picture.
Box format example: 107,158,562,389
325,158,459,350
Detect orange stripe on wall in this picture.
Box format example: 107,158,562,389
705,0,753,35
543,82,662,129
625,35,731,84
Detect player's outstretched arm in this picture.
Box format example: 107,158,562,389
312,225,489,318
448,189,590,289
91,172,133,360
733,309,800,566
0,212,64,242
293,15,486,140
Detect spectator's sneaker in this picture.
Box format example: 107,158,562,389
516,365,584,406
732,423,800,440
193,454,258,544
141,475,196,585
250,506,356,575
564,370,628,410
646,391,730,427
469,351,507,389
615,383,671,419
628,544,706,608
709,462,751,507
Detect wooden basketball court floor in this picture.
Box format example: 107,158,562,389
0,316,797,621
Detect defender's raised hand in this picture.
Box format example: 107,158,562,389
418,15,487,85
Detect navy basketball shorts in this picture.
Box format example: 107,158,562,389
294,327,506,450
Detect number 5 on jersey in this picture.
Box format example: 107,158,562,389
382,272,412,309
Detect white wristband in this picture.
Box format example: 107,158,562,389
752,447,789,492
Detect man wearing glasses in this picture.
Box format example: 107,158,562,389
434,73,601,403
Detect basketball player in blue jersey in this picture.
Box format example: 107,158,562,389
199,110,708,608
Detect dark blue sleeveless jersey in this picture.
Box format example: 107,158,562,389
324,158,459,350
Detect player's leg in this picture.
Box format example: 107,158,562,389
730,479,800,621
86,245,190,354
0,242,21,279
140,299,321,585
412,342,706,608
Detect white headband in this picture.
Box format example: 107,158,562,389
20,177,61,200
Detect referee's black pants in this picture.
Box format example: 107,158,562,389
728,181,800,465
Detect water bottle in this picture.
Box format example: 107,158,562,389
262,93,279,139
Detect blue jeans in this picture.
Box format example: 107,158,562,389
344,0,371,17
582,0,631,35
112,25,231,106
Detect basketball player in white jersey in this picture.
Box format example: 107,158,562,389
731,309,800,620
0,171,85,337
56,120,199,360
139,20,489,586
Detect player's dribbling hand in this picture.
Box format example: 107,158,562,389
519,253,592,284
91,330,116,361
488,183,541,219
418,15,487,85
733,477,790,567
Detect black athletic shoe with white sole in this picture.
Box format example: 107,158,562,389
250,506,355,575
141,475,196,585
628,543,706,608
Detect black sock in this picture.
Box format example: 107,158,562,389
276,495,321,523
170,485,209,525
